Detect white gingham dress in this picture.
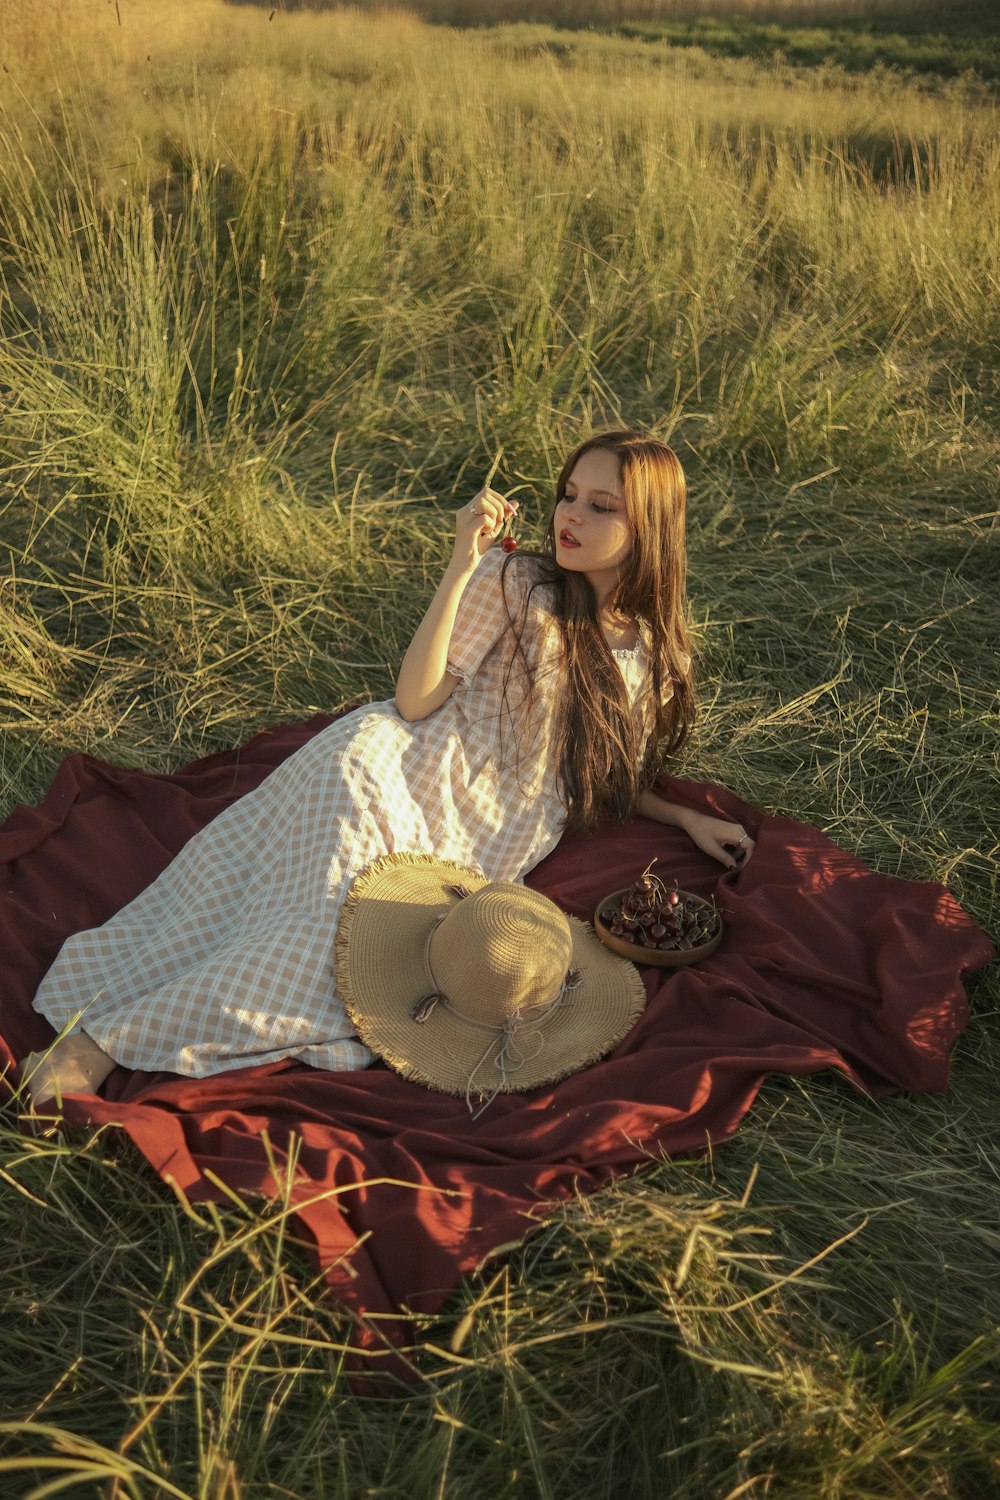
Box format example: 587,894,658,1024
33,549,656,1076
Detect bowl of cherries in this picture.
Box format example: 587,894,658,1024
594,860,723,967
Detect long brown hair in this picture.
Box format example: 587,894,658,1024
503,429,695,833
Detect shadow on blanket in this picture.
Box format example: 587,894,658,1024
1,715,993,1375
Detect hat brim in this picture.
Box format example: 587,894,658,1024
336,854,647,1098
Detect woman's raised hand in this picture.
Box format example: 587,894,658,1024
453,488,518,571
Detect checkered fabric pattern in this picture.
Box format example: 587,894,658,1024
33,549,657,1077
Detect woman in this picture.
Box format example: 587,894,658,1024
23,430,753,1106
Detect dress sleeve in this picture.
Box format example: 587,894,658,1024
446,549,526,685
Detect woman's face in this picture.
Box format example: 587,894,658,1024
554,448,633,599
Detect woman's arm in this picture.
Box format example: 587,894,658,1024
637,788,755,869
394,487,516,723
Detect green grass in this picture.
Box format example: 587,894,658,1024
329,0,1000,89
325,0,1000,88
1,2,998,1495
613,13,1000,87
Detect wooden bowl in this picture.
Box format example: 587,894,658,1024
594,887,723,968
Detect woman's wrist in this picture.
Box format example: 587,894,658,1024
637,788,695,832
669,801,697,833
444,551,482,584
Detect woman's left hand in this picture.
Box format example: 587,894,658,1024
683,812,755,869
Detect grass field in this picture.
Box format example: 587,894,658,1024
1,1,998,1495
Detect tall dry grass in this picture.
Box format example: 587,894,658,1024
2,2,996,779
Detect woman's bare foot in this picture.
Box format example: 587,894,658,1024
20,1031,116,1111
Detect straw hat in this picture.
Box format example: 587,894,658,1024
336,854,646,1110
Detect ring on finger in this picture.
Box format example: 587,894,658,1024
737,833,750,846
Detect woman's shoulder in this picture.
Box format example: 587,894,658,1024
499,549,560,612
493,552,563,668
462,547,558,616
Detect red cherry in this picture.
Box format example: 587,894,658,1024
501,536,518,552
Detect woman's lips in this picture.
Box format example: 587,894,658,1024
558,531,581,548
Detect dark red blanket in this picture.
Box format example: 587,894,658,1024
2,716,993,1368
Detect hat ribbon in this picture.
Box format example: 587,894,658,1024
461,1004,554,1119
